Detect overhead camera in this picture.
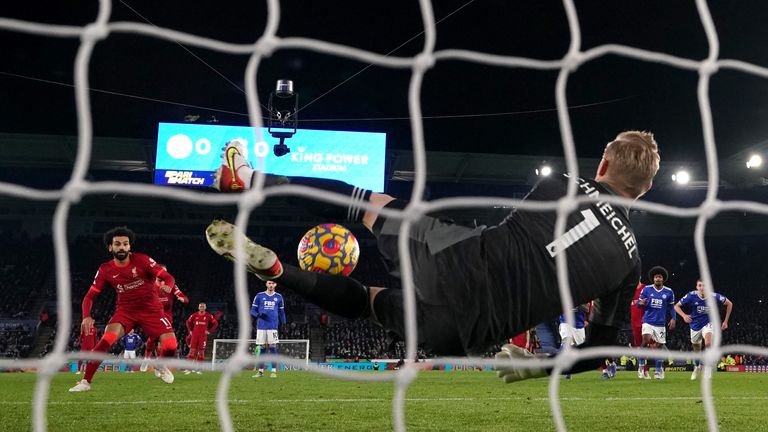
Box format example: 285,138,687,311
267,79,298,157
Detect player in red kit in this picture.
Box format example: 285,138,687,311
185,302,218,374
630,281,649,379
510,330,531,352
68,227,180,392
141,265,189,373
75,326,100,374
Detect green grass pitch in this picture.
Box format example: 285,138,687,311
1,370,765,431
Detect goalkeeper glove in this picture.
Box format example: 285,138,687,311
495,344,547,383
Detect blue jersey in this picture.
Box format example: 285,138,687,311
121,333,142,351
251,291,286,330
558,308,587,329
638,285,675,326
678,291,728,331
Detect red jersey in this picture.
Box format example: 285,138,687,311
186,312,218,335
156,281,189,315
83,253,175,318
630,282,645,327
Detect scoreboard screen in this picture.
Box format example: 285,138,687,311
154,122,386,192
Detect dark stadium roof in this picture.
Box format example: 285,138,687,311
1,0,768,242
2,1,768,165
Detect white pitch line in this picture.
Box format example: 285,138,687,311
0,399,253,406
3,395,768,406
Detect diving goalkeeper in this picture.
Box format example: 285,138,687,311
207,131,660,382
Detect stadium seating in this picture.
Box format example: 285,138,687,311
4,229,767,365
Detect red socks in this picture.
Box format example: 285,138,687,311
83,337,114,383
160,337,178,358
144,338,156,357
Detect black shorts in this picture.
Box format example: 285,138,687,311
372,289,465,356
370,199,489,355
371,199,486,306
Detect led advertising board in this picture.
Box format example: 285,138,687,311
154,122,386,191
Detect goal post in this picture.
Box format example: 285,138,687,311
212,339,310,368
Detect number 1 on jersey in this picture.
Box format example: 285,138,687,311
546,209,600,257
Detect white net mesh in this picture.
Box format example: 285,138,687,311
2,0,768,431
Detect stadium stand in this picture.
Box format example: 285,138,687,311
4,219,768,369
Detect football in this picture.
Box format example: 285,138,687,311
297,223,360,275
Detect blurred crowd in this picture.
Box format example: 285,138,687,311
323,319,428,361
4,230,768,365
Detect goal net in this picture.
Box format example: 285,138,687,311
2,1,768,432
212,339,310,367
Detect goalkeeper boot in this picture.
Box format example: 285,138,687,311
68,379,91,393
212,140,290,191
205,220,283,280
212,139,250,192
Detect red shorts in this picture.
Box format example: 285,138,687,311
80,340,96,351
109,306,173,339
162,309,174,324
145,314,172,344
189,333,207,352
631,325,643,347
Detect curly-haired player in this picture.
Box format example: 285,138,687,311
635,266,676,380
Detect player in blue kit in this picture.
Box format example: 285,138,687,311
120,329,143,372
635,266,676,380
251,280,286,378
558,304,588,379
674,278,733,380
